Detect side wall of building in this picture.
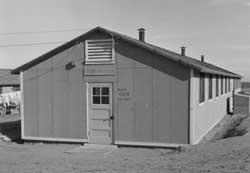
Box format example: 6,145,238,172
190,71,241,144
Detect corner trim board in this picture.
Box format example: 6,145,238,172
114,141,188,148
20,71,24,139
189,69,194,145
86,82,89,140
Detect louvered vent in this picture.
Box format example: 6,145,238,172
85,39,114,63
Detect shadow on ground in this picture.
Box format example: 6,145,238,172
0,119,23,143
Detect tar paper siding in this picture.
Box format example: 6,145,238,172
190,72,239,144
114,41,190,144
22,43,87,141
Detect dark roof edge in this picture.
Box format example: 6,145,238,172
11,27,101,74
11,26,242,79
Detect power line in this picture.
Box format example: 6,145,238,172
0,41,66,48
0,28,91,36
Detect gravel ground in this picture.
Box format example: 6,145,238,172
0,114,250,172
0,136,248,173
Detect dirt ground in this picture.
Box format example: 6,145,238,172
0,114,250,173
1,137,250,173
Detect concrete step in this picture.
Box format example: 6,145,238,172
83,143,118,150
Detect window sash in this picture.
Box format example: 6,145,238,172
216,76,219,97
92,86,110,105
221,77,224,94
225,78,227,93
199,73,205,103
209,74,213,99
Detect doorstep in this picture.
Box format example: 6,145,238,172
83,143,118,150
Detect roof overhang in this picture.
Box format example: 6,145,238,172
11,27,242,79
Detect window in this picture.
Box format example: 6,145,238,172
216,75,219,97
209,74,213,99
85,39,114,63
221,77,224,94
225,77,227,93
92,87,110,105
228,77,230,91
199,73,205,103
233,78,236,90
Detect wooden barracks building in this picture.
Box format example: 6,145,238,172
12,27,241,147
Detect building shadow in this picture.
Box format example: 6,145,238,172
0,119,23,144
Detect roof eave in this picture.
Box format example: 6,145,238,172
11,26,242,79
11,27,103,74
199,69,242,78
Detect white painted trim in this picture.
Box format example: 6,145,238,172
87,39,114,42
87,83,113,144
86,82,89,141
84,61,115,65
208,98,213,102
20,72,24,139
198,102,205,106
114,141,188,148
192,114,226,145
22,136,88,143
189,69,194,145
85,39,114,63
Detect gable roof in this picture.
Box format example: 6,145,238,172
11,27,241,78
0,69,19,86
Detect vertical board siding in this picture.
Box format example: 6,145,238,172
23,43,86,140
23,30,190,145
116,68,135,141
52,51,70,138
53,44,86,139
23,68,39,136
37,59,53,137
171,75,189,143
134,68,153,141
116,41,189,144
68,67,85,138
152,69,173,142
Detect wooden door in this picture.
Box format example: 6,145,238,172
88,83,113,144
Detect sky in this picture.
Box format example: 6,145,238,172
0,0,250,80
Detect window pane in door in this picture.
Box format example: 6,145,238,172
93,96,101,104
101,96,109,104
93,87,100,95
102,87,109,95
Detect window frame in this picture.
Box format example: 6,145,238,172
216,75,219,97
92,86,111,105
208,74,213,100
221,76,224,95
225,77,227,93
199,73,205,104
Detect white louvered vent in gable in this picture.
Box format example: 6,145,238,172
85,39,114,63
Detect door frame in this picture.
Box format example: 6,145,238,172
86,82,114,144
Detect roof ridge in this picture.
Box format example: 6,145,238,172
11,26,241,78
